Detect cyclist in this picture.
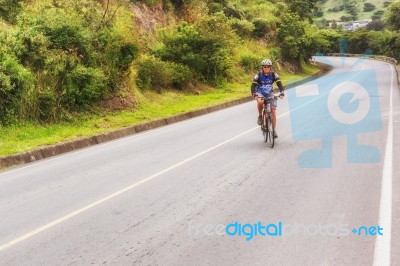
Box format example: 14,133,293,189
251,59,285,138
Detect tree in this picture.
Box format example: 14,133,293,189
340,15,352,22
157,18,235,84
366,20,385,31
363,3,375,12
311,29,342,54
284,0,319,22
345,1,359,20
277,13,312,63
0,0,24,23
387,32,400,60
345,30,370,54
385,1,400,31
383,1,392,8
372,10,384,20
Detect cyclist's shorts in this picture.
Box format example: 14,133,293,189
256,92,277,109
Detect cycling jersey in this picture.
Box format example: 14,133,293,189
253,71,281,97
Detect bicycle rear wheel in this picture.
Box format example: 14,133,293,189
266,113,275,148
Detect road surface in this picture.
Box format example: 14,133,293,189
0,57,399,265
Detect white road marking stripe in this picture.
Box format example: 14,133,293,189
0,107,296,251
0,108,235,177
0,126,258,251
373,63,394,266
1,60,393,254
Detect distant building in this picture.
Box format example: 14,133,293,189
329,19,372,31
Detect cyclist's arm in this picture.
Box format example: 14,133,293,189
251,74,260,95
276,80,284,94
273,72,285,94
251,82,258,94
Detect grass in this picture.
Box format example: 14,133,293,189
320,0,391,21
0,66,319,157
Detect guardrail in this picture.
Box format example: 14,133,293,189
323,53,398,65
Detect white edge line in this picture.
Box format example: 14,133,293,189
0,126,258,251
0,103,250,177
0,58,360,177
0,108,296,251
373,63,394,266
1,60,390,251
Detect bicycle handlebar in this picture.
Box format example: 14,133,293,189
259,94,280,101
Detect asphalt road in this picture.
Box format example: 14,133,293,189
0,57,399,266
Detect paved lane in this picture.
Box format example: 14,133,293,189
0,57,399,265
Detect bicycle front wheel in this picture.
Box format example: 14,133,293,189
262,112,268,142
266,113,275,148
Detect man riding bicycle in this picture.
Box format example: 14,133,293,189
251,59,285,138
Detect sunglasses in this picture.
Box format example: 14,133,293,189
262,66,271,68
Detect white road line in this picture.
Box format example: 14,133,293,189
373,63,394,266
0,108,232,177
0,61,363,177
0,107,296,251
0,59,391,252
0,126,258,251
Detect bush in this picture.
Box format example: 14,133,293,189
340,15,352,22
0,0,138,123
314,10,324,17
367,30,392,55
156,20,234,84
239,54,260,72
223,4,243,19
315,29,342,53
136,57,192,92
208,3,224,14
345,30,371,54
0,0,23,23
364,3,376,12
383,1,392,8
62,66,108,108
345,3,358,17
372,10,384,20
252,18,271,38
229,18,254,37
385,1,400,31
328,6,344,12
388,32,400,61
0,51,33,125
37,90,57,121
366,20,385,31
171,63,193,89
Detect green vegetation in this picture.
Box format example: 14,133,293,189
0,88,252,156
0,0,139,125
313,0,400,60
321,0,391,21
385,1,400,31
0,0,398,157
0,65,320,157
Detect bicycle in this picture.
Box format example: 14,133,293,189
261,94,279,148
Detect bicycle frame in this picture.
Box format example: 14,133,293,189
260,95,278,148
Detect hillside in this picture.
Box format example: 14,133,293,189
0,0,320,125
1,0,400,156
317,0,393,21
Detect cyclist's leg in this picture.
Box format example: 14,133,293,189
256,93,264,125
256,95,263,116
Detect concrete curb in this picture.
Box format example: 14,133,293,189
0,64,332,169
